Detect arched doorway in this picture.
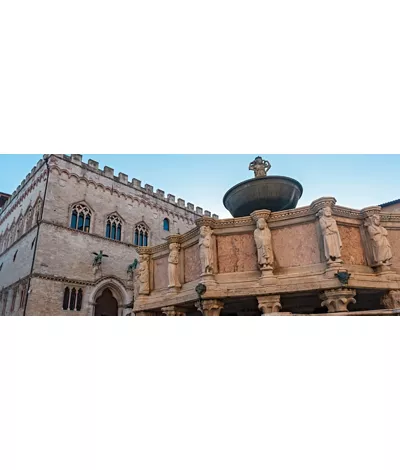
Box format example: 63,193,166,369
95,288,118,316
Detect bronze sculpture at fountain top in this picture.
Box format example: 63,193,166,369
223,158,303,217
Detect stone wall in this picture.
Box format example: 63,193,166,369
45,155,216,246
33,223,138,282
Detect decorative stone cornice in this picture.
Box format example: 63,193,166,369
270,206,313,221
30,272,132,289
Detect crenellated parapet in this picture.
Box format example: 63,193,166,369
50,154,217,218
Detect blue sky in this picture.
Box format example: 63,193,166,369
1,155,399,218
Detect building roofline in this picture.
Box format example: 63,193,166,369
380,198,400,208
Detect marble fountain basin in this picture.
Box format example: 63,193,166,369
223,176,303,218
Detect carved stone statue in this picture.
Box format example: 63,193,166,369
249,157,271,178
317,207,343,265
168,243,181,288
199,226,214,274
254,217,274,270
138,254,150,295
365,214,393,267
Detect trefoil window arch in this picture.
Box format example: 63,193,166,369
106,214,122,241
70,204,92,233
134,223,149,247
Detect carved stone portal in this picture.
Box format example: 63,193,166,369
161,306,187,316
196,299,224,316
381,290,400,309
257,295,282,315
320,289,356,313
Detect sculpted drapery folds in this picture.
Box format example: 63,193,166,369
317,207,343,265
168,243,181,288
254,217,274,271
199,225,214,275
365,214,393,267
138,254,150,295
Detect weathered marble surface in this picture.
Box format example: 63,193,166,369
184,244,201,282
272,223,320,268
153,256,168,290
387,230,400,270
217,233,258,273
338,225,367,265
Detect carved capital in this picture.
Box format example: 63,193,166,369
250,210,272,223
257,295,282,315
361,206,382,218
381,290,400,309
320,289,356,313
161,306,187,316
196,299,224,316
310,197,337,214
167,234,182,245
195,217,216,229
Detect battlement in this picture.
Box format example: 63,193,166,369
0,157,46,214
55,154,218,218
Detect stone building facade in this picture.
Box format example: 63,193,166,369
0,154,218,316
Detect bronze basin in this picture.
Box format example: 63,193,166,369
223,176,303,217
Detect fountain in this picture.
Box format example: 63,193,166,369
223,157,303,217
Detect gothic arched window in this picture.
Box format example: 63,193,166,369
134,223,149,247
25,207,34,232
70,204,92,233
106,214,122,241
63,287,84,311
163,218,170,231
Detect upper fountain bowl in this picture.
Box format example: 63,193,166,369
223,175,303,218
